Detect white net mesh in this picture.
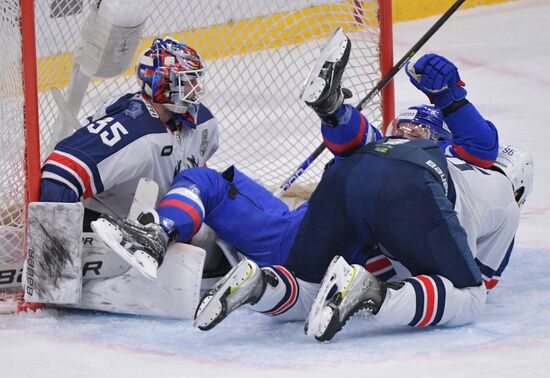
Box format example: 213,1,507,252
1,0,389,277
0,0,25,265
33,0,387,183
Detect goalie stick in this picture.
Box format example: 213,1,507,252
51,85,84,131
273,0,466,198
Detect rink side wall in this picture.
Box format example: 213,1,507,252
393,0,512,23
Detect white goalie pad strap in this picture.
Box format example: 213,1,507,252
24,202,84,304
73,243,206,319
77,0,147,78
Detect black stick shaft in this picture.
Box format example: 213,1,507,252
356,0,467,111
275,0,466,197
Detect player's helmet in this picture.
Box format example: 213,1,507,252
385,105,451,142
492,145,534,207
136,37,205,115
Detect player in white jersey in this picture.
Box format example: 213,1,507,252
192,31,534,340
40,37,219,222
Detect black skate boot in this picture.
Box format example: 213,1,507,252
194,258,275,331
305,256,387,342
91,212,170,281
300,27,352,126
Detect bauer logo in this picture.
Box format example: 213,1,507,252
25,248,35,296
82,261,103,277
399,110,417,120
0,267,22,287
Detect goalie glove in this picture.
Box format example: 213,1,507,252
406,53,467,109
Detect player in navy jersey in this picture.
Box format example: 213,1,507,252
40,37,219,221
190,31,533,340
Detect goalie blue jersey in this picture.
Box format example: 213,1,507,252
41,92,219,217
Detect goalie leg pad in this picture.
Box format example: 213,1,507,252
24,202,84,304
73,243,205,319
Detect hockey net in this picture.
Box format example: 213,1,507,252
0,0,394,309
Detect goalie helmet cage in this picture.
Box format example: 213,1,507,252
0,0,394,296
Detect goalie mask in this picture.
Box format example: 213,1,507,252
386,105,451,142
136,37,205,124
492,145,534,208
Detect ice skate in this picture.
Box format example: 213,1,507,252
300,27,352,121
305,256,386,342
91,213,169,281
194,258,267,331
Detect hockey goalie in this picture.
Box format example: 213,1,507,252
21,0,227,319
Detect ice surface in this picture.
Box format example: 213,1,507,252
2,1,550,377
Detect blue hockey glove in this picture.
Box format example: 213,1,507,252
406,53,467,109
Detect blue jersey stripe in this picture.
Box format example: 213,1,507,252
431,275,446,326
475,238,514,280
405,278,424,327
375,269,397,282
260,266,298,316
42,163,84,197
55,144,104,194
196,104,214,125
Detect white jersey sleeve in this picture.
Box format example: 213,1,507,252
446,156,520,290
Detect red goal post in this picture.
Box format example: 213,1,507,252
0,0,394,302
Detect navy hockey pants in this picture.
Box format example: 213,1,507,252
285,149,482,288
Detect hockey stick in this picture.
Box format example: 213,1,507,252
273,0,466,198
45,67,92,155
51,86,83,131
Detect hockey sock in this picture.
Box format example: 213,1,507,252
250,265,320,321
156,187,205,242
375,275,487,327
321,105,369,157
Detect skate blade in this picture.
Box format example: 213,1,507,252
194,259,252,330
91,218,157,281
305,256,353,338
299,27,348,103
193,292,223,331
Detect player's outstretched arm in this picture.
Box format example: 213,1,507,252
406,54,498,167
